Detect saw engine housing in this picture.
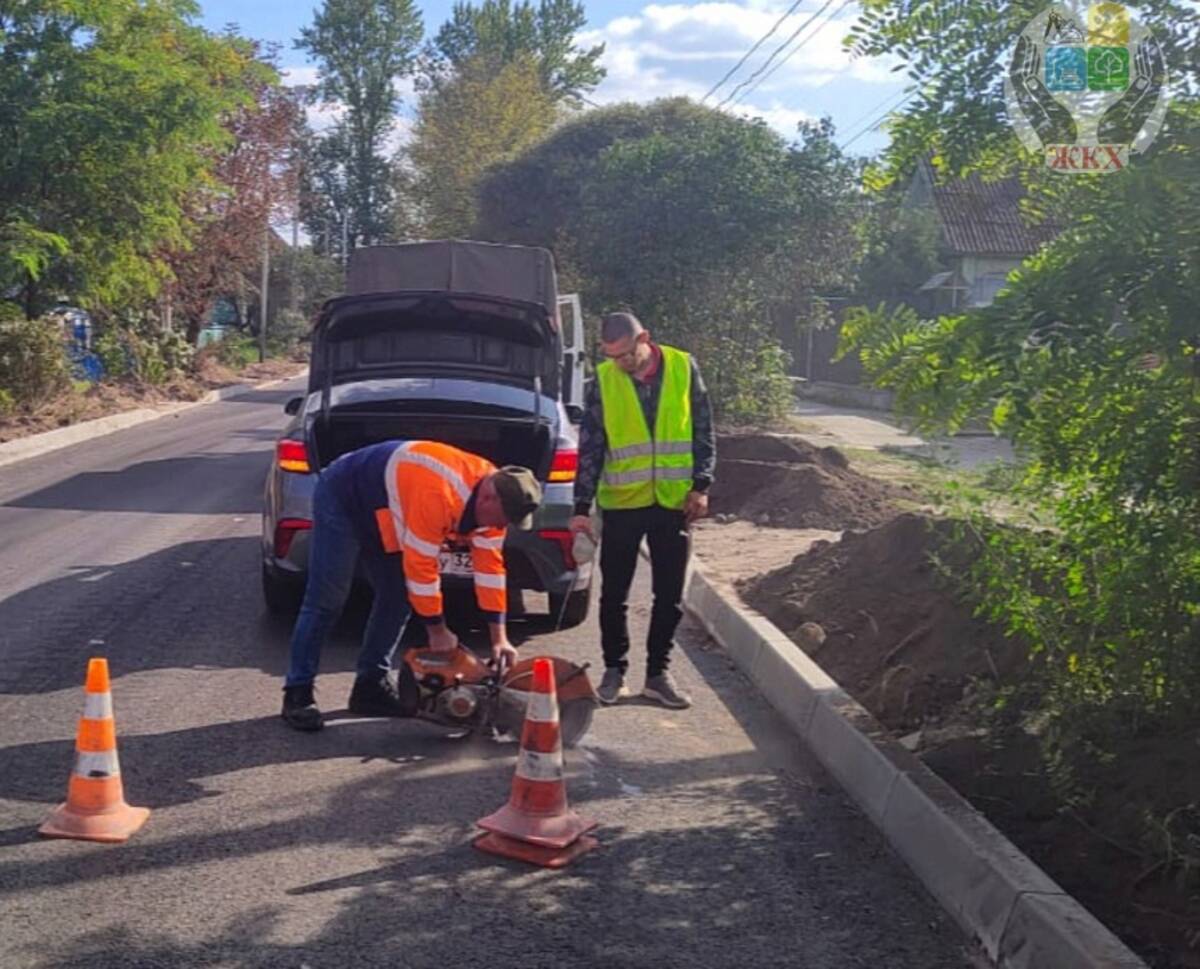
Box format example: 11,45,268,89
399,646,598,745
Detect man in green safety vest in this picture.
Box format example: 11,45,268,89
569,311,716,709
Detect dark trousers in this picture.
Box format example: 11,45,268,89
285,472,411,687
599,505,690,677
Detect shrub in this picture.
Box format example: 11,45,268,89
94,324,195,384
267,310,311,356
94,329,133,378
155,329,194,375
0,315,70,408
217,334,260,369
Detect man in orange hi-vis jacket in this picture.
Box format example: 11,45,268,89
281,440,543,732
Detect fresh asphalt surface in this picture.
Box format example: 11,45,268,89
0,381,974,968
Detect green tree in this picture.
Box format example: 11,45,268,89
0,0,260,317
427,0,604,104
480,99,860,420
844,0,1197,180
273,245,344,320
296,0,423,247
402,55,556,238
166,49,302,344
851,192,942,311
299,124,355,260
841,0,1200,879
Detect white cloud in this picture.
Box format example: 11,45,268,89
280,65,320,88
733,101,816,133
606,15,644,38
584,1,903,137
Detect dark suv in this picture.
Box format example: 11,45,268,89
261,240,592,627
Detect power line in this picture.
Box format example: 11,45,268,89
702,0,807,103
717,0,841,109
837,84,913,137
838,87,919,150
730,0,856,107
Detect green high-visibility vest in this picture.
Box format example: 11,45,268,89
596,345,694,511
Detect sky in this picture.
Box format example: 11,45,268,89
196,0,907,155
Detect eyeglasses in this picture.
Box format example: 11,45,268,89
604,345,640,363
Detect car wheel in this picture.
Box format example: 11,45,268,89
262,563,304,617
548,587,591,630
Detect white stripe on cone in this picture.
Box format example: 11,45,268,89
75,750,120,778
83,693,113,719
523,691,559,724
516,748,563,783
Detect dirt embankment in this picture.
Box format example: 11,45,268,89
0,359,306,445
709,430,1200,968
740,513,1026,733
709,433,909,530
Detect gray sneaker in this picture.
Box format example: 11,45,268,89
642,672,692,710
597,668,629,705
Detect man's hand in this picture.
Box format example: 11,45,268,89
426,622,459,652
568,515,596,540
684,490,709,526
491,639,519,669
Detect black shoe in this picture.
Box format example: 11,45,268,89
282,683,324,732
348,672,411,717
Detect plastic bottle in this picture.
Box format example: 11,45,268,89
572,529,596,565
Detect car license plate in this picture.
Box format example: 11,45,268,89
438,548,473,576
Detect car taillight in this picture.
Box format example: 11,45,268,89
538,529,576,569
276,439,310,473
548,448,577,483
273,518,312,558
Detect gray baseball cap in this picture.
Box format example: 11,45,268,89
492,466,543,530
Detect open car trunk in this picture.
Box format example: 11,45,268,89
307,241,563,477
311,381,556,477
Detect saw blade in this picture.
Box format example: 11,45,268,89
494,690,596,747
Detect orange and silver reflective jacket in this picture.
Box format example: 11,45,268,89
331,440,506,619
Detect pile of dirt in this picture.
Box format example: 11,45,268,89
923,725,1200,969
738,511,1200,965
710,432,908,531
740,512,1027,732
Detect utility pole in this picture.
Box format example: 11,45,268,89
290,205,300,314
259,219,270,364
342,205,349,268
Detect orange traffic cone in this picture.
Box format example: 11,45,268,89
39,658,149,843
474,656,598,868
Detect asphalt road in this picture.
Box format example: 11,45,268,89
0,382,974,969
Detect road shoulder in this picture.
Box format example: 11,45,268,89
0,371,307,470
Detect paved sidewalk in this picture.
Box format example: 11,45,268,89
792,400,1015,471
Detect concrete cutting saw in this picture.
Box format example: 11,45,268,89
399,645,597,746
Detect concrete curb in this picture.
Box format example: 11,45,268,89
683,564,1147,968
0,370,307,470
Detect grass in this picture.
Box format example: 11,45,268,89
840,445,1036,525
217,336,262,369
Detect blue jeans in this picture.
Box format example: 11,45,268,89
285,472,412,687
